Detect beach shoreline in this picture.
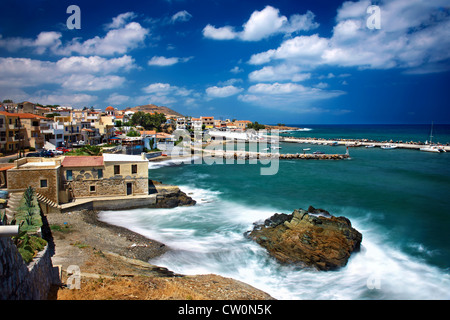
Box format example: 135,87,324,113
47,209,274,300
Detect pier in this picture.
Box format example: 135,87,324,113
281,137,450,152
191,147,350,160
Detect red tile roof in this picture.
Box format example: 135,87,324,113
61,156,104,167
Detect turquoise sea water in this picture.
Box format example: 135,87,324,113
99,125,450,300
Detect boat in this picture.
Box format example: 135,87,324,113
365,144,375,148
420,122,447,153
329,141,339,146
271,146,281,149
381,144,397,150
303,148,311,151
313,151,324,154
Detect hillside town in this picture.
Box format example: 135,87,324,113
0,100,255,157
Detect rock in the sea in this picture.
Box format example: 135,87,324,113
246,206,362,271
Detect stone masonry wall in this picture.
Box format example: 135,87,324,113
0,237,59,300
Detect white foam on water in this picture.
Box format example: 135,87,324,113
98,185,450,300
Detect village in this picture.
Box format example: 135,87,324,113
0,100,257,214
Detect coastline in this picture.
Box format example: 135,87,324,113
47,209,274,300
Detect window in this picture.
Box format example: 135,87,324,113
98,169,103,179
66,170,73,181
40,179,48,188
90,185,96,192
114,165,120,174
132,164,137,174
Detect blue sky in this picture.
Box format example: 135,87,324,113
0,0,449,124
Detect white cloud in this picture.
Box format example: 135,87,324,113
62,74,125,91
106,93,130,105
238,82,345,111
27,93,97,107
206,85,243,98
140,82,196,106
0,13,149,56
105,12,137,29
171,10,192,23
249,64,311,82
203,25,237,40
148,55,192,66
59,22,149,56
0,31,62,54
240,6,287,41
247,0,450,73
56,55,135,73
230,66,244,73
203,6,319,41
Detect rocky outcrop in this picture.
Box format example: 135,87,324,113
154,189,196,208
246,206,362,271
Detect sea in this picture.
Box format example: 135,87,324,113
99,124,450,300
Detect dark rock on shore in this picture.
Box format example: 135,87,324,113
154,189,196,208
246,206,362,271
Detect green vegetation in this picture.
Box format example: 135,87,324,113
65,145,102,156
15,187,41,233
130,111,166,131
13,226,47,263
126,129,141,137
1,187,48,264
247,121,266,130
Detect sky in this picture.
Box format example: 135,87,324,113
0,0,449,124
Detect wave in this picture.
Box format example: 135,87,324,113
98,186,450,300
148,156,201,169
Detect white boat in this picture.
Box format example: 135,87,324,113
303,148,311,151
420,122,446,153
329,141,339,146
271,146,281,149
365,144,375,148
381,144,397,150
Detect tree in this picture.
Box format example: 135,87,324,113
247,121,266,130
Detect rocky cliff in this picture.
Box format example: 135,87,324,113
246,206,362,271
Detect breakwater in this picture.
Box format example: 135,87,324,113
193,147,349,160
281,137,450,151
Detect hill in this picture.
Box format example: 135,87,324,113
123,104,184,117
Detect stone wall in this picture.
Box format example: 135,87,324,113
70,177,148,198
0,237,59,300
7,166,60,204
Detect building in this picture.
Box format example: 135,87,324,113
7,153,150,206
201,116,215,129
16,113,47,150
234,120,252,129
7,157,62,205
40,119,64,148
0,112,24,154
60,154,149,201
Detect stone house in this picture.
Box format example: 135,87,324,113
60,153,149,202
7,158,62,205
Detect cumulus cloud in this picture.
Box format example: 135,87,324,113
203,25,237,40
0,13,149,56
203,6,319,41
248,0,450,73
62,74,125,91
148,55,193,66
206,85,243,98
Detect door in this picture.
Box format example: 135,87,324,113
126,182,132,195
